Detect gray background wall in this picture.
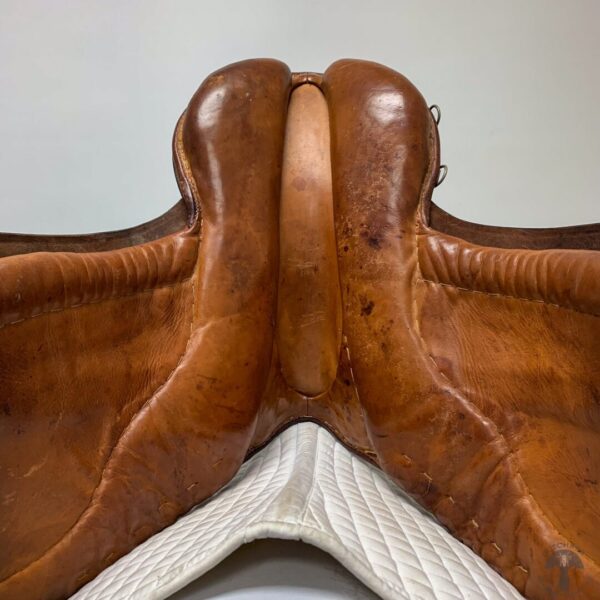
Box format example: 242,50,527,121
1,0,599,234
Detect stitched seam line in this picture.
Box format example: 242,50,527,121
410,126,579,579
0,277,197,587
0,275,194,332
417,276,599,319
1,134,204,588
414,280,600,569
413,206,598,574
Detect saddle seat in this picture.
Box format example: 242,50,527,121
0,58,598,600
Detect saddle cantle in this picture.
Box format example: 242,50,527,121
0,58,598,600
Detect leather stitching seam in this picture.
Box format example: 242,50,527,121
0,274,198,587
0,276,194,332
0,130,204,589
417,275,600,319
409,123,539,581
413,149,598,579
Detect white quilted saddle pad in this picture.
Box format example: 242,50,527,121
73,423,524,600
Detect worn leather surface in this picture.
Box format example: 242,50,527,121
72,422,525,600
0,58,598,600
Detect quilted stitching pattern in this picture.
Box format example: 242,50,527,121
72,424,523,600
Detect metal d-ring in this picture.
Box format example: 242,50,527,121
435,164,448,187
429,104,441,125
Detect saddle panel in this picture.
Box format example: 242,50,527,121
414,227,600,595
322,59,600,598
0,277,194,581
0,58,291,600
0,58,598,600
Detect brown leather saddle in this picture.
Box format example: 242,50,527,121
1,59,598,600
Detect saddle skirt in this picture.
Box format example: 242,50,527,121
0,58,598,600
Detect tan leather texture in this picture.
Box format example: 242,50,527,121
0,58,598,600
